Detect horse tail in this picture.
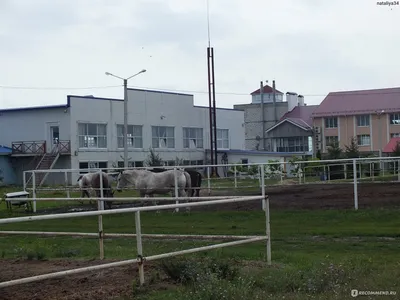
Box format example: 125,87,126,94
183,171,192,196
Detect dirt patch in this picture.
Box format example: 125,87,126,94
0,259,165,300
194,182,400,211
36,182,400,215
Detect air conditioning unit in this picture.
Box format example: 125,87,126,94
315,142,322,151
314,126,321,134
315,135,321,142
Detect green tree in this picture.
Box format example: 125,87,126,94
344,136,360,158
326,142,342,159
144,147,163,167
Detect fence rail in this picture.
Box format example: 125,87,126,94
0,194,270,288
21,156,400,212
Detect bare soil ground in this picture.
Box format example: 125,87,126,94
0,259,166,300
1,182,398,299
194,181,400,211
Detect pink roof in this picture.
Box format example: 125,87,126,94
312,87,400,117
280,105,319,127
383,137,400,153
250,85,283,95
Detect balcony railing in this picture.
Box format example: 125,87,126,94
53,140,71,154
12,141,46,155
11,140,71,155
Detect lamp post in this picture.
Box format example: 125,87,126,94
105,69,147,169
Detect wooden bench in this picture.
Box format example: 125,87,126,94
3,191,32,212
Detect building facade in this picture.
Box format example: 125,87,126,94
0,89,245,184
312,87,400,155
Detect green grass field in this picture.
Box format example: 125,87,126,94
1,183,399,299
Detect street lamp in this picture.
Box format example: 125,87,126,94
105,69,147,169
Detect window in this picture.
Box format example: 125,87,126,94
183,127,203,148
357,114,370,126
275,137,309,152
117,161,143,168
152,126,175,148
325,117,338,128
325,136,339,147
357,134,371,146
241,158,249,170
391,133,400,138
117,125,143,148
390,113,400,125
79,161,108,173
78,123,107,148
217,129,229,149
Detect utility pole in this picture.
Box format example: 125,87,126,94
260,81,265,150
105,69,147,169
123,79,128,169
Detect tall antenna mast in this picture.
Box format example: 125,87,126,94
207,0,211,47
206,0,218,177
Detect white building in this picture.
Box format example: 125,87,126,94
0,88,246,184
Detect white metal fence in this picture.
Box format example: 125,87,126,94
0,194,271,288
20,156,400,212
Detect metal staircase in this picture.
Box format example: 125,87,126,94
26,145,60,187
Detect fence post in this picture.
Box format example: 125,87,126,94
344,163,347,180
353,159,358,210
207,167,211,195
23,171,26,191
261,164,266,211
264,195,271,265
64,171,70,199
370,163,373,181
398,160,400,182
98,171,105,260
32,172,37,213
234,165,237,189
174,167,179,213
135,211,145,285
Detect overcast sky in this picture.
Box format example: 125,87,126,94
0,0,399,109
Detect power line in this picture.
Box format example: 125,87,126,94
0,84,122,90
1,83,400,97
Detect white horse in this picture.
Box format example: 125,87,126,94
77,172,114,209
116,169,191,211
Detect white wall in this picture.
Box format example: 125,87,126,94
0,106,71,152
68,89,245,170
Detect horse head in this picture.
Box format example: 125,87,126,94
116,170,128,192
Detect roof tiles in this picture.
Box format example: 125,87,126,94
312,87,400,117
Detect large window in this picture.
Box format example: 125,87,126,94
357,114,370,126
183,127,203,148
217,129,229,149
117,125,143,148
390,113,400,125
325,117,338,128
78,123,107,148
117,161,143,168
275,137,309,152
325,136,339,147
79,161,108,173
152,126,175,148
357,134,371,146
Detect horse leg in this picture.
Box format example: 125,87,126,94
178,189,190,213
149,194,160,214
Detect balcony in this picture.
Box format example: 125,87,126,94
11,140,71,156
